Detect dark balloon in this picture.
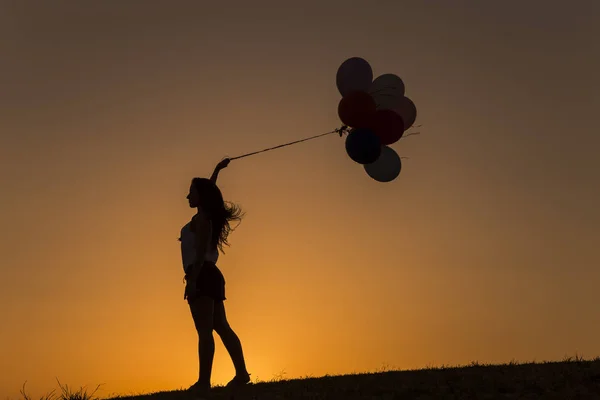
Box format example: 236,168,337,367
337,91,377,128
368,109,405,145
336,57,373,97
345,128,382,164
364,145,402,182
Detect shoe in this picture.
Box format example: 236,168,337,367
226,372,251,388
188,381,210,398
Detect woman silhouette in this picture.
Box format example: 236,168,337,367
180,158,250,397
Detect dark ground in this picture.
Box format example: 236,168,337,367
100,358,600,400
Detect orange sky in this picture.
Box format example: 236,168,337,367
1,1,599,398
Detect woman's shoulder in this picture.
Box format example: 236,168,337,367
191,211,211,232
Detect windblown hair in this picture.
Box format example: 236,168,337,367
191,177,244,253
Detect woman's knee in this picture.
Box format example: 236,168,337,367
213,311,232,336
213,301,233,335
198,328,214,341
214,321,233,337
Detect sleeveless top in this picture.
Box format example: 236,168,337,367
180,219,219,273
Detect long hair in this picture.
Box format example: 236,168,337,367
191,177,244,253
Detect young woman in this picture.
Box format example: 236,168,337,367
180,158,250,396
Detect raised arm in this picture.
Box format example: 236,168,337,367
210,158,231,184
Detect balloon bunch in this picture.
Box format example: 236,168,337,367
228,57,419,183
336,57,418,182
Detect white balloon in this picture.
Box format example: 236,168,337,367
364,145,402,182
393,96,417,130
369,74,405,110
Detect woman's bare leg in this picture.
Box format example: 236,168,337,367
189,295,216,391
213,300,249,382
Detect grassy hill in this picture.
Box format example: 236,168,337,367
19,356,600,400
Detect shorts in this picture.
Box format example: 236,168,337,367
185,261,226,302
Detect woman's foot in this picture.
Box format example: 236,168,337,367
226,372,251,388
188,381,210,398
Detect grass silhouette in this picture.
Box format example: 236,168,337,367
16,354,600,400
19,379,102,400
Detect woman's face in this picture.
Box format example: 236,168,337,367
187,184,200,208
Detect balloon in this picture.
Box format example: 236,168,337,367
369,74,405,110
393,97,417,131
336,57,373,97
364,145,402,182
337,91,377,128
345,128,382,164
368,109,405,145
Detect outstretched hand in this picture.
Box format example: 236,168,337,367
216,158,231,170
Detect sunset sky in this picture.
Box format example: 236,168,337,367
1,1,599,398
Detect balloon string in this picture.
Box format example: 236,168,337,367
229,126,349,160
229,126,421,161
402,131,421,138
